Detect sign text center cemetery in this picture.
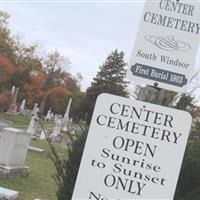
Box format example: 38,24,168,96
128,0,200,92
72,0,199,199
72,94,191,199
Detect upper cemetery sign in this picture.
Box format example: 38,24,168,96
127,0,200,92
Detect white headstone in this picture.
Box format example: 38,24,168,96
28,146,44,153
62,98,72,131
0,127,31,166
40,130,46,140
27,103,39,135
0,187,19,200
51,116,62,137
19,99,26,114
11,85,15,94
32,103,39,115
45,109,52,120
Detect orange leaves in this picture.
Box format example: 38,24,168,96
0,90,12,111
24,72,69,112
0,55,16,83
25,72,47,107
47,85,69,111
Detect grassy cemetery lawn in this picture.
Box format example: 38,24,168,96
0,113,67,200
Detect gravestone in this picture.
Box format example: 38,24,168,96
0,127,30,179
11,85,15,94
0,187,19,200
40,130,46,140
51,115,62,137
51,135,63,143
27,103,39,135
45,109,51,121
62,98,72,131
6,88,19,115
28,146,44,153
39,97,47,115
19,99,26,114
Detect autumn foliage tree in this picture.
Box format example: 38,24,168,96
24,72,47,107
47,86,69,113
0,12,82,113
0,90,12,112
0,55,17,92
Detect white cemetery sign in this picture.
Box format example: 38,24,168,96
127,0,200,92
72,93,192,200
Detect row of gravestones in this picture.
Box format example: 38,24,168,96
28,99,73,143
0,87,74,180
5,86,73,141
0,87,83,199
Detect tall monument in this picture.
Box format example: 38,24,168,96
6,87,19,115
62,98,72,131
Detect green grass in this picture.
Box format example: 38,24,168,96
0,112,68,200
1,140,67,200
0,112,30,126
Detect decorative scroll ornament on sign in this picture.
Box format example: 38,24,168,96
145,35,191,52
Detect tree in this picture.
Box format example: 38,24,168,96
85,49,128,123
175,94,194,111
0,55,17,92
0,11,15,59
24,72,47,107
0,90,12,112
46,85,69,114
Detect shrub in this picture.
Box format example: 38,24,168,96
48,127,88,200
175,138,200,199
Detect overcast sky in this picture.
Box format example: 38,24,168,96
2,1,200,96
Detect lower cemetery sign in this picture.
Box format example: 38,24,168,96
72,93,192,200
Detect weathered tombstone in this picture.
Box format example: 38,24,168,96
32,103,39,115
28,146,44,153
19,99,26,114
62,98,72,131
0,187,19,200
0,127,30,179
6,88,19,115
39,97,47,116
27,103,39,135
11,85,15,94
51,135,63,143
51,115,62,137
40,130,46,140
45,109,51,121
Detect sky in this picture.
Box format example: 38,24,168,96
2,0,200,97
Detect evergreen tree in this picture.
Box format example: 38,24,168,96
175,94,194,111
84,49,128,123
